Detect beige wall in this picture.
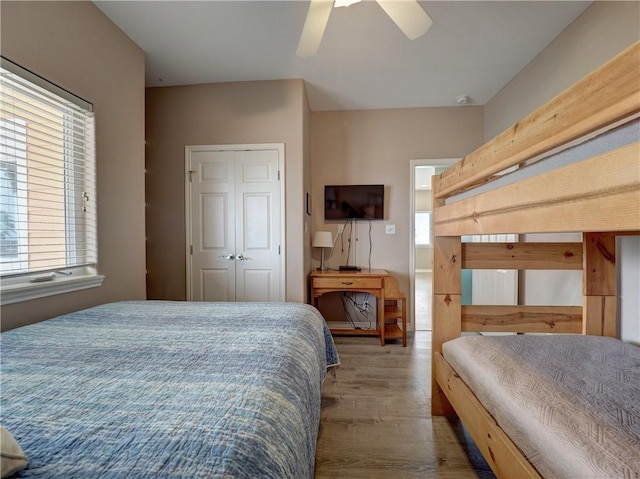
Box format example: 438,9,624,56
310,107,484,303
0,1,146,331
485,1,640,140
145,80,309,302
303,85,313,286
484,1,640,343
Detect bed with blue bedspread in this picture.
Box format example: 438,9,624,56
0,301,339,478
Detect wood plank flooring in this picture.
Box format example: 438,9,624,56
315,332,496,479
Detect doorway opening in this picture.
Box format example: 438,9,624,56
409,160,456,332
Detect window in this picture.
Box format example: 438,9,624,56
0,57,103,304
415,211,431,246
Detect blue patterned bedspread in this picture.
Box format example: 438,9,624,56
1,301,339,478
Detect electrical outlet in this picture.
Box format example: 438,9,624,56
385,224,396,235
337,225,344,234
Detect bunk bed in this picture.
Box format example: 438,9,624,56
1,301,339,478
431,41,640,479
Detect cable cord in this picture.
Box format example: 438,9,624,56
340,293,357,329
327,220,349,271
354,219,359,253
341,218,355,266
350,218,355,265
340,219,350,259
368,220,372,271
343,292,373,329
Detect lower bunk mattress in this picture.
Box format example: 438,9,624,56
1,301,339,478
443,334,640,478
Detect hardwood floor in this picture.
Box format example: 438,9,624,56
315,332,495,479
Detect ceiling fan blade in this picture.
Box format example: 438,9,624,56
376,0,432,40
297,0,334,58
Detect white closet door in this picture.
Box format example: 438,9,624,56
190,150,236,301
187,145,282,302
233,149,281,302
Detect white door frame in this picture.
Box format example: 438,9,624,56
409,159,457,331
185,143,286,301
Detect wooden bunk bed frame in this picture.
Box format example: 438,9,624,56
431,41,640,479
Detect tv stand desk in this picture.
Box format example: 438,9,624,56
310,269,391,346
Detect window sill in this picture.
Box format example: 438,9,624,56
1,274,105,306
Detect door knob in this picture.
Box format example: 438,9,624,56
219,253,235,260
236,254,245,261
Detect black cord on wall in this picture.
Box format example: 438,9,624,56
340,218,355,266
368,220,372,271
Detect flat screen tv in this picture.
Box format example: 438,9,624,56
324,184,384,220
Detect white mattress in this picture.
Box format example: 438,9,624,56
442,335,640,478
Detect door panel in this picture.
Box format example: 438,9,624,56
202,269,231,301
190,150,236,301
234,150,281,302
241,161,272,183
188,146,282,302
240,270,272,302
202,194,228,249
244,194,271,249
201,160,230,182
239,150,276,182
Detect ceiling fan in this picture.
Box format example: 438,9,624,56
297,0,433,57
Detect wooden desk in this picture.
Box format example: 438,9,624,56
310,269,388,346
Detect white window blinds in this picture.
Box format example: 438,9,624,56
0,58,97,278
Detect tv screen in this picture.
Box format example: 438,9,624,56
324,184,384,220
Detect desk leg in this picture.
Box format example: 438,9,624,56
378,292,385,346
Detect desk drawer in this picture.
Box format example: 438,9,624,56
312,277,382,290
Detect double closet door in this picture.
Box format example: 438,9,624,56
186,144,284,302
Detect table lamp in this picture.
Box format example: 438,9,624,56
312,231,333,271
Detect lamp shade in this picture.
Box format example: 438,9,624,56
312,231,333,248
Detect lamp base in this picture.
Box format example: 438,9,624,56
319,250,328,271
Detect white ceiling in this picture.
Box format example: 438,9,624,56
94,1,591,111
